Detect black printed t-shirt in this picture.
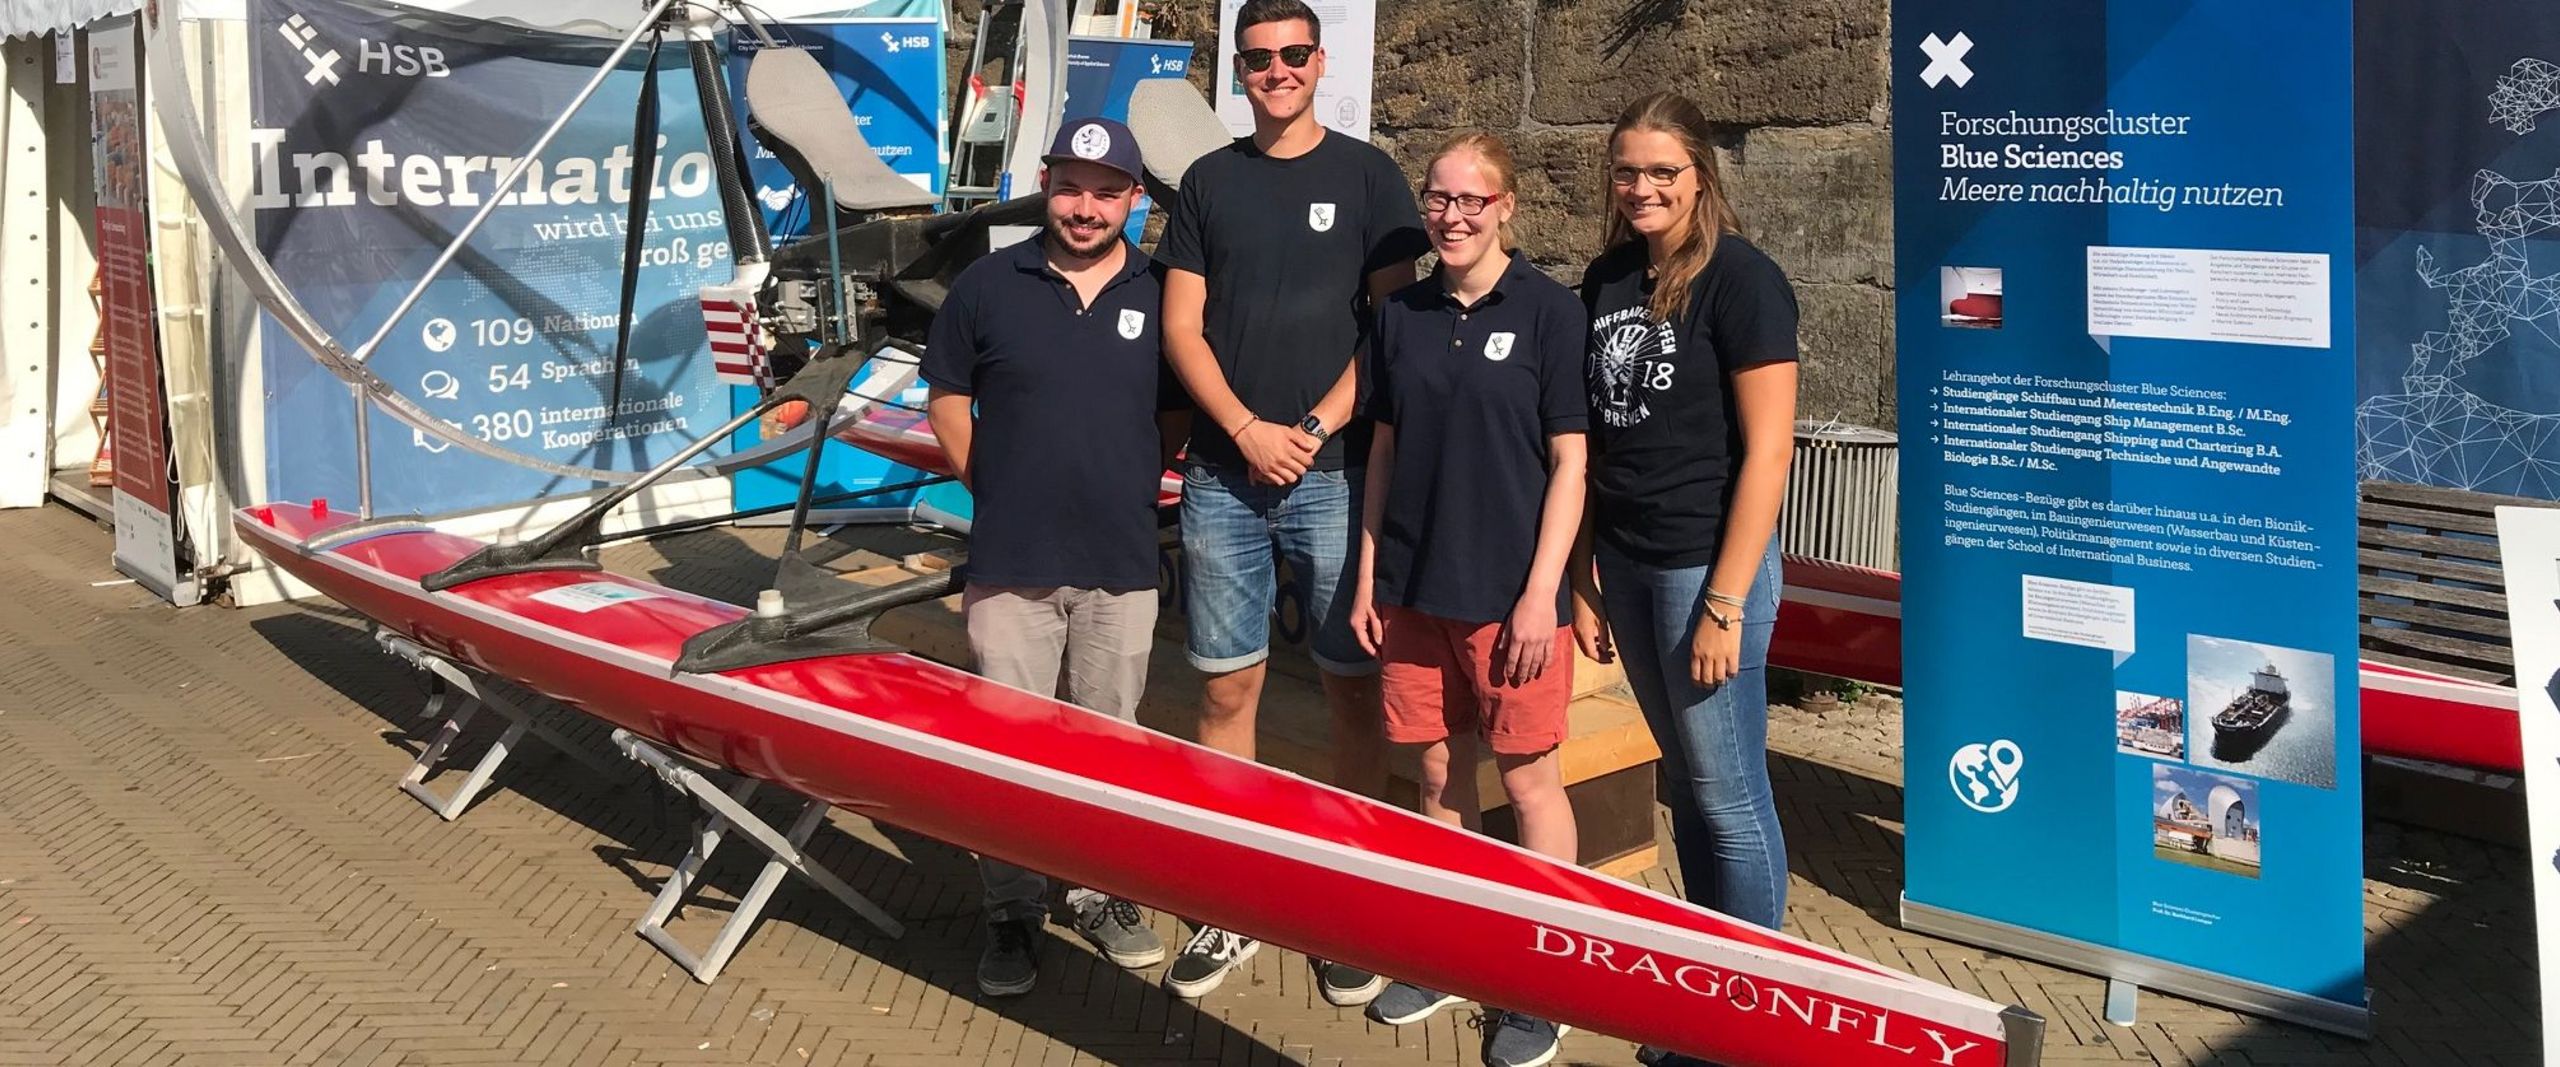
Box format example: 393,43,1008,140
920,237,1170,591
1580,235,1800,568
1156,131,1429,470
1364,253,1590,624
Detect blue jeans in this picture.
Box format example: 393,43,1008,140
1598,537,1786,931
1177,460,1376,676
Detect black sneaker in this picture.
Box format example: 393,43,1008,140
1477,1009,1569,1067
1071,894,1166,969
1318,960,1387,1007
977,919,1038,997
1366,980,1466,1025
1163,925,1258,998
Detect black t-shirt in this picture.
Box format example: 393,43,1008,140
1365,253,1590,624
921,237,1171,591
1157,131,1430,470
1580,235,1800,568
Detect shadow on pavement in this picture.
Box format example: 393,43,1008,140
242,522,1289,1065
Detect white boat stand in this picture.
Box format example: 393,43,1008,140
375,629,617,821
609,728,904,983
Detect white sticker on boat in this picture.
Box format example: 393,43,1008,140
529,582,666,613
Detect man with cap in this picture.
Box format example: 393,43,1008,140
916,116,1187,997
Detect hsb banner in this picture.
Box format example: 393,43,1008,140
720,17,948,515
1893,1,2367,1035
250,0,732,514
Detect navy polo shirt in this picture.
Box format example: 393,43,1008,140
920,237,1171,592
1364,252,1590,624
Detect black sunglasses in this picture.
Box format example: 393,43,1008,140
1236,44,1315,72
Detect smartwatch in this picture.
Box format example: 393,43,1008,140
1299,415,1332,441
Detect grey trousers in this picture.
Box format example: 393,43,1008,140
964,583,1158,924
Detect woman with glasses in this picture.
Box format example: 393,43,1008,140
1570,93,1800,1067
1347,131,1589,1067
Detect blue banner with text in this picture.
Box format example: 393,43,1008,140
1894,1,2365,1023
250,0,732,514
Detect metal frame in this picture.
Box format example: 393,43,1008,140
612,729,903,983
377,629,615,821
1901,895,2372,1041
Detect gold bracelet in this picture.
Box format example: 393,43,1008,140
1703,588,1745,607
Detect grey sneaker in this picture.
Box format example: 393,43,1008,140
1319,960,1388,1007
977,919,1038,997
1478,1010,1569,1067
1367,980,1466,1025
1072,895,1166,969
1163,925,1258,998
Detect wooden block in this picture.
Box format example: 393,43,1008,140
843,563,1665,871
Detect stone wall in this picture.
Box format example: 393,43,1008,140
947,0,1898,427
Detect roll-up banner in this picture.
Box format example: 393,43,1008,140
92,16,191,600
2355,0,2560,500
248,0,732,516
1064,35,1192,243
1892,1,2367,1036
722,16,947,517
2494,505,2560,1067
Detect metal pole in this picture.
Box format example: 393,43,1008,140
824,179,846,342
351,382,374,519
345,0,685,365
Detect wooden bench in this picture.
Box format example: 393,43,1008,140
2355,479,2532,844
847,553,1665,878
2356,479,2520,685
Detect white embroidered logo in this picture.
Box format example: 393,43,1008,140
1308,203,1336,232
1484,332,1516,361
1118,308,1146,340
1071,123,1112,160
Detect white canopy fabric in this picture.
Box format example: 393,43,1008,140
5,0,933,40
1,0,142,39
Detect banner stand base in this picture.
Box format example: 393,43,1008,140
1900,896,2372,1040
2103,978,2139,1027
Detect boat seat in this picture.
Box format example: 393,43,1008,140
744,45,938,215
1125,77,1234,195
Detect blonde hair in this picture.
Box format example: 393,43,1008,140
1600,92,1744,325
1429,130,1518,250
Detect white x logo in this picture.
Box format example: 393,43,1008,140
278,15,342,86
1920,32,1973,89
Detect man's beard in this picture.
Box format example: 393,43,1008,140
1050,216,1116,257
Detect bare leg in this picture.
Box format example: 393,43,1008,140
1199,662,1268,761
1412,733,1483,832
1322,672,1389,798
1497,748,1578,864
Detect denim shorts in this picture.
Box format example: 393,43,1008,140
1176,460,1376,676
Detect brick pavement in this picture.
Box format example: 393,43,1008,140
0,503,2540,1065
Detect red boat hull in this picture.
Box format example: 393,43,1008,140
238,503,2031,1067
1770,562,2522,774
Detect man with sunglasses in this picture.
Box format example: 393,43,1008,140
1156,0,1428,1007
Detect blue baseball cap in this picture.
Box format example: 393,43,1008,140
1041,117,1146,185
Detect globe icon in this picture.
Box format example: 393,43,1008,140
1947,740,2023,813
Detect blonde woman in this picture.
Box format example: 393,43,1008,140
1348,131,1589,1067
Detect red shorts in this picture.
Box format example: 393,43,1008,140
1378,605,1574,756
